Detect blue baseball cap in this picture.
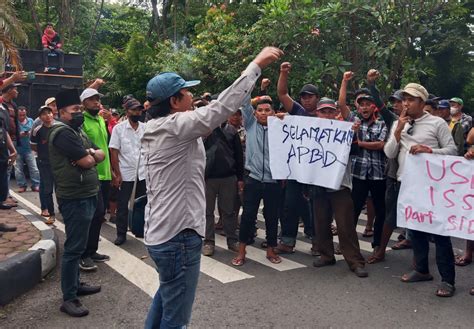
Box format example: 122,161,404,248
437,99,450,109
146,72,200,104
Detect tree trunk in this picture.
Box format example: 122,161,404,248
147,0,161,38
86,0,105,54
45,0,50,22
27,0,43,49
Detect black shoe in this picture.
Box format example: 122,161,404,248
91,252,110,262
0,203,13,210
60,299,89,317
0,223,17,231
79,258,98,272
353,266,369,278
313,258,336,267
114,235,126,246
77,282,101,296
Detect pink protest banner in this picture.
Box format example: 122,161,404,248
397,153,474,240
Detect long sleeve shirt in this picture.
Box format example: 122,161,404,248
384,112,457,181
241,95,275,183
142,62,261,246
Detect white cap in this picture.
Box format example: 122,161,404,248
80,88,104,102
45,97,56,106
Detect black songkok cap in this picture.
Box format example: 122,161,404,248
56,89,81,110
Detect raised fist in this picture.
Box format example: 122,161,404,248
280,62,291,73
343,71,354,81
367,69,380,82
261,78,271,90
252,47,284,70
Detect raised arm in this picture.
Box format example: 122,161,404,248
338,71,354,120
277,62,295,112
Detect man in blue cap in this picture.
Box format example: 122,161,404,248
141,47,283,329
432,99,465,156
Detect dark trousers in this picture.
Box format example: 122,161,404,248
116,180,146,237
37,160,55,215
42,48,64,68
59,196,97,301
0,162,8,202
239,176,282,248
385,177,400,229
82,181,108,259
205,176,238,246
352,177,386,248
280,180,312,246
410,230,455,285
314,188,365,270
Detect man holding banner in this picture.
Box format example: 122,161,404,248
384,83,458,297
267,98,368,277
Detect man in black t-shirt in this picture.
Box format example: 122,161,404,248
0,110,17,221
31,106,56,223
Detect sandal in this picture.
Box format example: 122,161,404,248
275,243,295,254
331,224,338,236
435,282,455,297
401,270,433,283
362,228,374,237
392,240,412,250
266,255,282,264
454,255,472,267
231,257,245,266
367,254,385,264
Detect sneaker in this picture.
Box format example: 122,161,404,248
90,253,110,262
60,299,89,317
79,258,98,271
114,235,126,246
77,282,101,296
202,244,215,256
0,223,17,232
353,266,369,278
227,242,239,253
44,215,55,225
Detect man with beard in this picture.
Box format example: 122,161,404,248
48,89,105,316
79,88,111,270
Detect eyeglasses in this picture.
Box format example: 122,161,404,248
407,120,415,135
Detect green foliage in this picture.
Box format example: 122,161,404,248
11,0,474,110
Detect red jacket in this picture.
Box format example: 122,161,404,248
42,29,62,49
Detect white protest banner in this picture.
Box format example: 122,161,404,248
397,153,474,240
267,116,354,189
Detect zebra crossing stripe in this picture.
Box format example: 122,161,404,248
214,234,306,271
104,222,253,284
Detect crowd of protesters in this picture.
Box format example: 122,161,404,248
1,45,473,327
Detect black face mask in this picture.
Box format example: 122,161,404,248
70,112,84,129
87,108,100,116
129,115,141,123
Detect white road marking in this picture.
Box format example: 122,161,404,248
214,234,306,271
104,222,253,283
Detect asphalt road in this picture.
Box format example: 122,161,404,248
1,189,473,329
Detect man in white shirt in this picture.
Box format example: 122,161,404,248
384,83,457,297
141,47,283,329
109,98,146,246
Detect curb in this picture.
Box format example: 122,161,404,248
0,208,58,306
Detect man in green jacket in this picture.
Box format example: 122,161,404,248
79,88,112,270
49,89,105,316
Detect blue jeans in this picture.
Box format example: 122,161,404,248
14,151,40,188
145,229,202,329
37,159,55,215
59,196,97,301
